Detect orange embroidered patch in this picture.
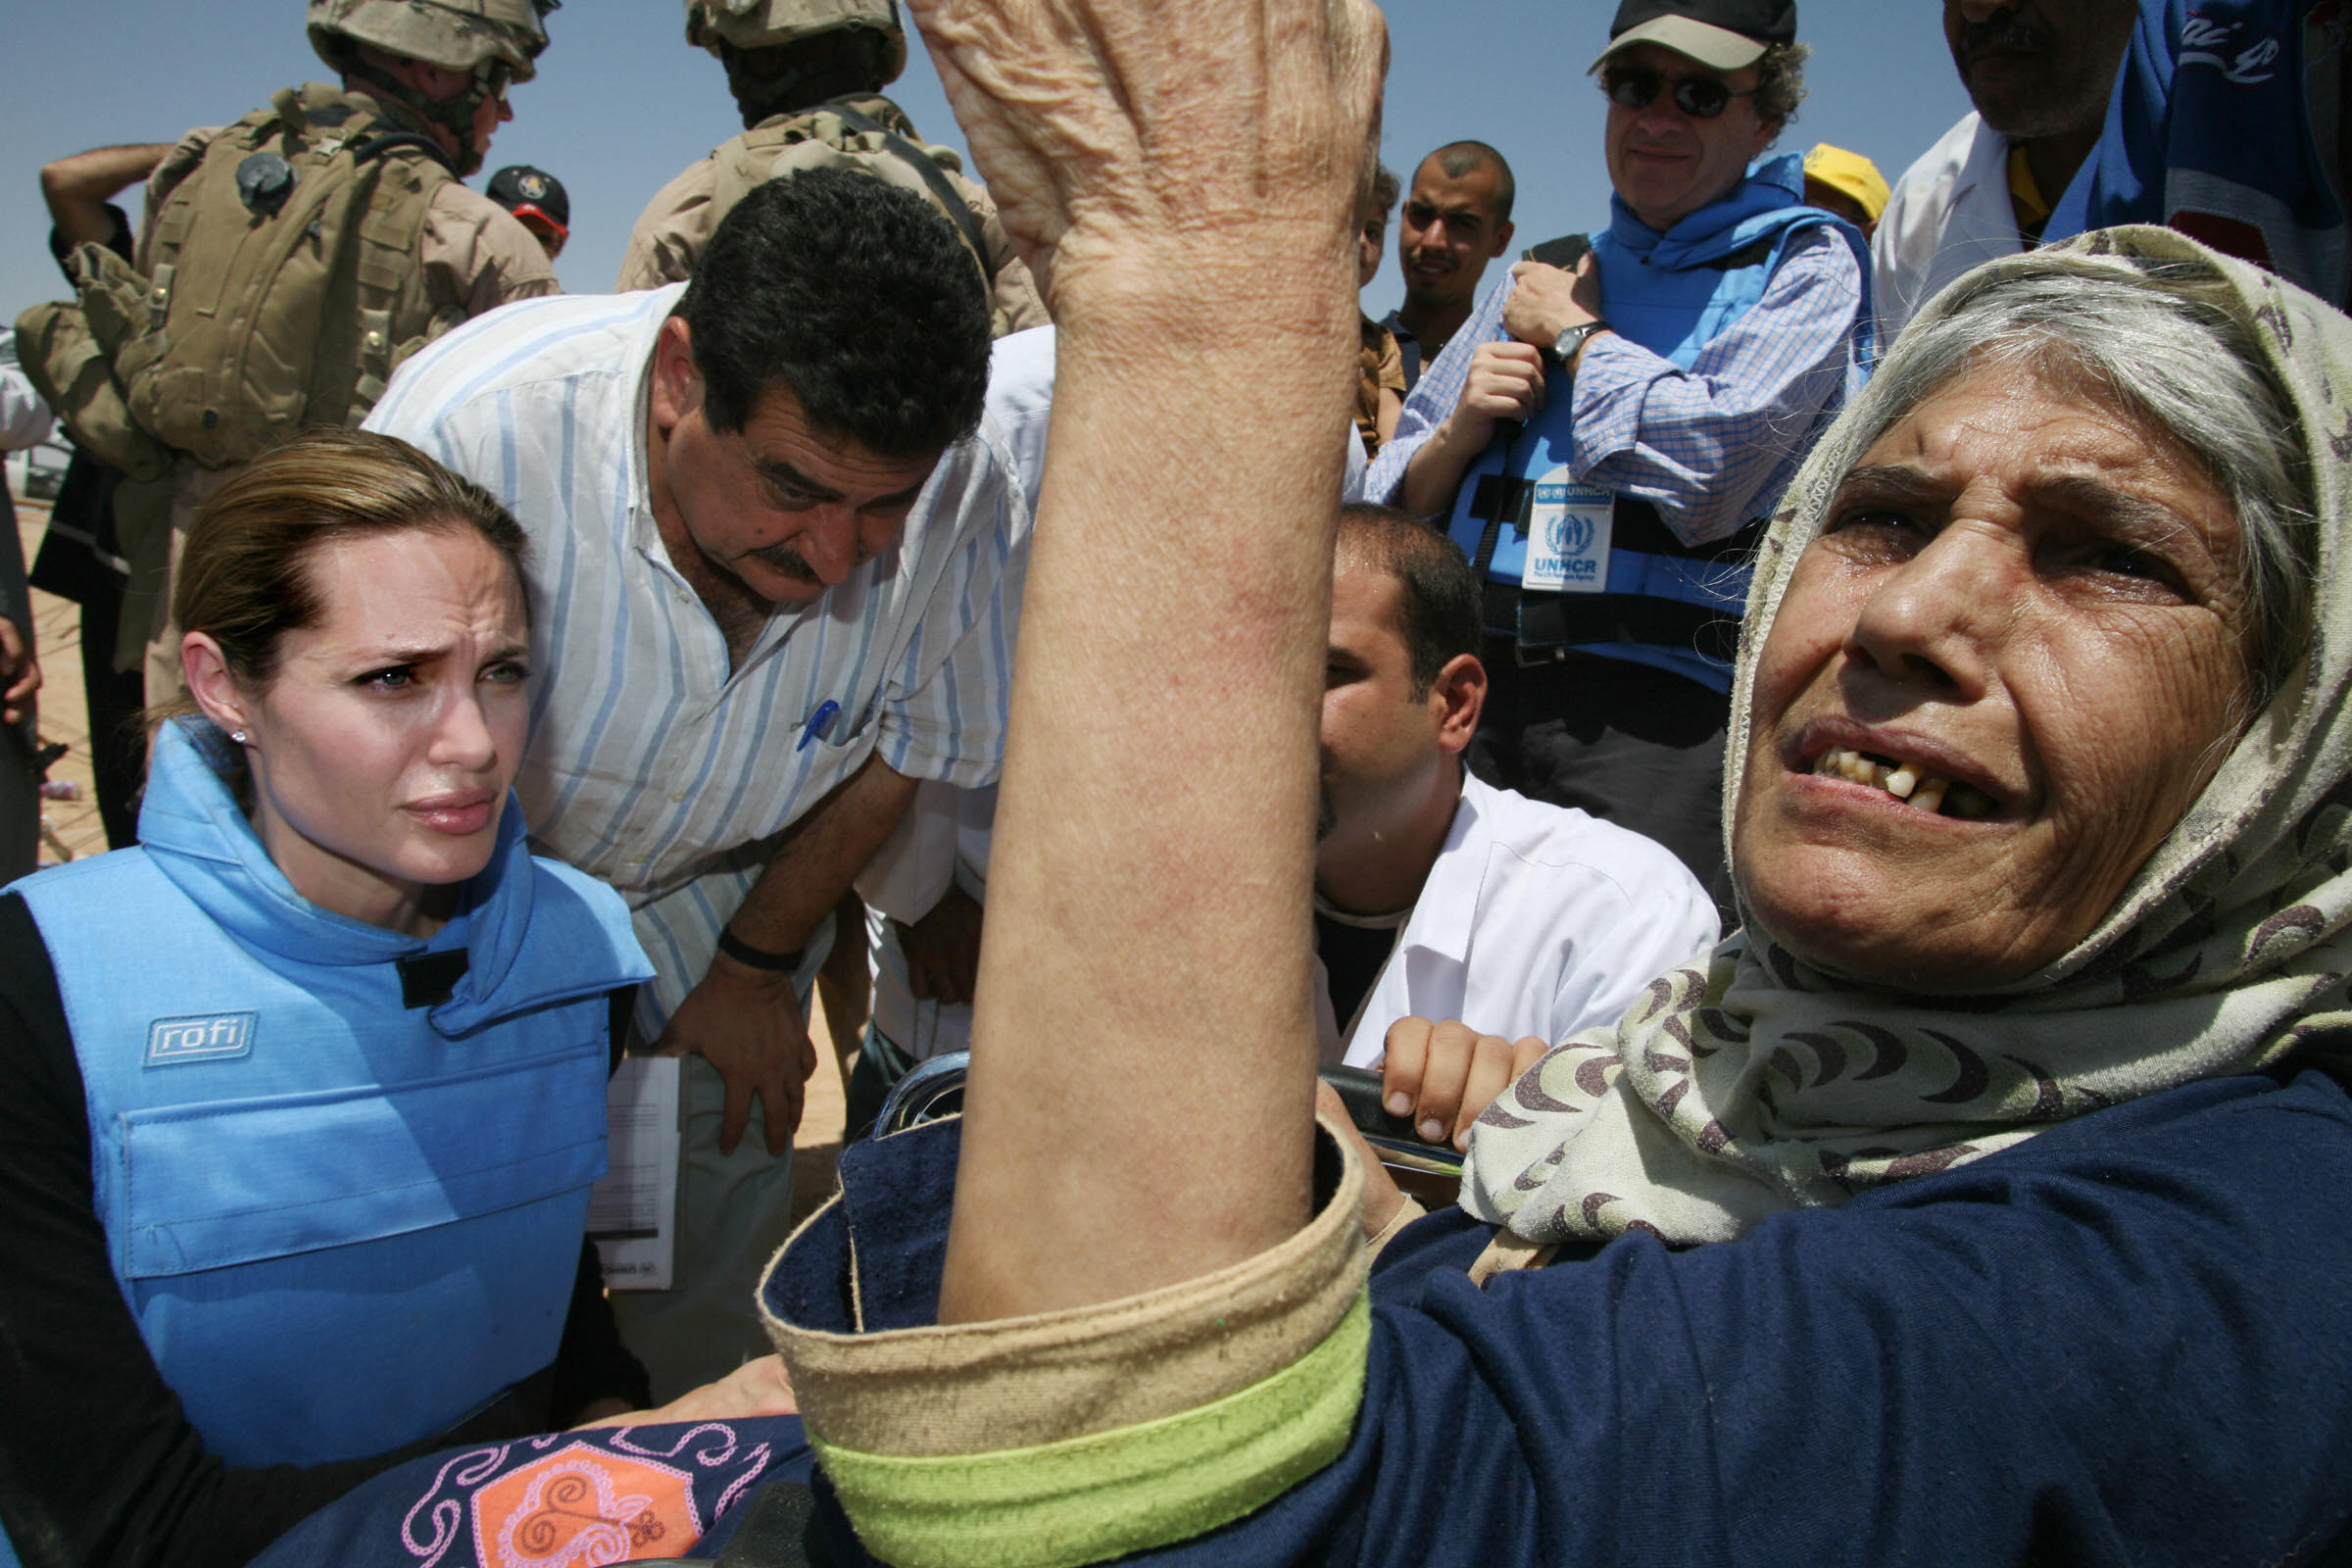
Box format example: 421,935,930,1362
470,1442,703,1566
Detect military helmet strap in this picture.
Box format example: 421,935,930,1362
336,55,498,172
823,101,994,284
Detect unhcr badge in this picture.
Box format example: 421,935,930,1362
1523,467,1613,595
145,1012,257,1067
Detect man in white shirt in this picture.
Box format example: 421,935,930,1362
1312,507,1718,1144
1874,0,2138,342
366,169,1037,1396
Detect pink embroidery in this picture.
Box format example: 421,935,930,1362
470,1444,702,1567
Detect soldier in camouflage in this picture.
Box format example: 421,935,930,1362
618,0,1047,337
24,0,564,705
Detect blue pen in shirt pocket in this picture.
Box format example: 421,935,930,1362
797,700,842,753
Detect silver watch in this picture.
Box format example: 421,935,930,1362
1552,319,1611,365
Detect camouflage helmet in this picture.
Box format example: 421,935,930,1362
309,0,552,84
684,0,907,85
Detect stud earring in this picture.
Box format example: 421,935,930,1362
230,730,248,744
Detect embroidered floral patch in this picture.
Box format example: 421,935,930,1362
470,1442,699,1566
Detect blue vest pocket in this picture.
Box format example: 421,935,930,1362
115,1039,608,1279
107,1041,607,1465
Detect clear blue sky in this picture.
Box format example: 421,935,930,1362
1,2,1972,323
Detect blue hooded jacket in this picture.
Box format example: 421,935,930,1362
7,720,652,1473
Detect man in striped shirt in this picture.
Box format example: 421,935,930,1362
366,169,1035,1397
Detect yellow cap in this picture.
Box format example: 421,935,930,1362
1802,143,1890,223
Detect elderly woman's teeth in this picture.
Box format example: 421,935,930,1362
1812,748,1991,818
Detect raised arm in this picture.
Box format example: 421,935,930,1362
916,0,1386,1323
39,143,173,252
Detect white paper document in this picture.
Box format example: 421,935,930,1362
589,1055,680,1292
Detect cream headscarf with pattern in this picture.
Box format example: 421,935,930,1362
1463,227,2352,1246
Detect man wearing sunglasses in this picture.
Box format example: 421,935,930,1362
1364,0,1869,915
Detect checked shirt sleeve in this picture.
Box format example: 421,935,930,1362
1362,284,1513,506
1568,225,1862,547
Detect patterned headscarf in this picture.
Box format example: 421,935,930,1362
1464,227,2352,1246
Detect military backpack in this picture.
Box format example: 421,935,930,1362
17,83,459,474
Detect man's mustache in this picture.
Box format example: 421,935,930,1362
750,542,817,579
1954,5,2047,65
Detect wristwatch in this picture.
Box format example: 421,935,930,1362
1551,318,1612,368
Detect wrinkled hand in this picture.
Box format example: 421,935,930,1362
1502,252,1604,351
576,1354,798,1430
901,885,984,1006
906,0,1387,304
0,618,39,727
1379,1017,1549,1152
655,952,816,1157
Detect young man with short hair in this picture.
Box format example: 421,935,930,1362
1314,507,1717,1147
1383,141,1517,388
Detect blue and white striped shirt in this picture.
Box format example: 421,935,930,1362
367,289,1050,1024
1365,224,1864,547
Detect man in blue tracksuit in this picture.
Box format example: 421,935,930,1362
1366,0,1870,914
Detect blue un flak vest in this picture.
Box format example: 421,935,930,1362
1444,153,1870,688
4,722,653,1485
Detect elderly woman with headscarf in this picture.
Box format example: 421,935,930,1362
232,0,2352,1560
729,219,2352,1567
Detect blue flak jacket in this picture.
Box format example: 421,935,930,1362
1445,152,1871,686
773,1067,2352,1567
7,720,652,1472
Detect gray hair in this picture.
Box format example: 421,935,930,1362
1838,260,2316,705
1753,42,1808,133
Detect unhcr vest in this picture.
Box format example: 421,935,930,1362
6,725,650,1471
101,84,455,469
1444,155,1868,686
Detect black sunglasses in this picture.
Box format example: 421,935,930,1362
1598,65,1757,120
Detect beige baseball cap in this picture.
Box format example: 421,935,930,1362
1589,0,1795,74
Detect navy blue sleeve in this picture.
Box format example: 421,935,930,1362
800,1070,2352,1568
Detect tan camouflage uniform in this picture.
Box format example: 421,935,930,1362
129,86,559,699
617,96,1048,336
